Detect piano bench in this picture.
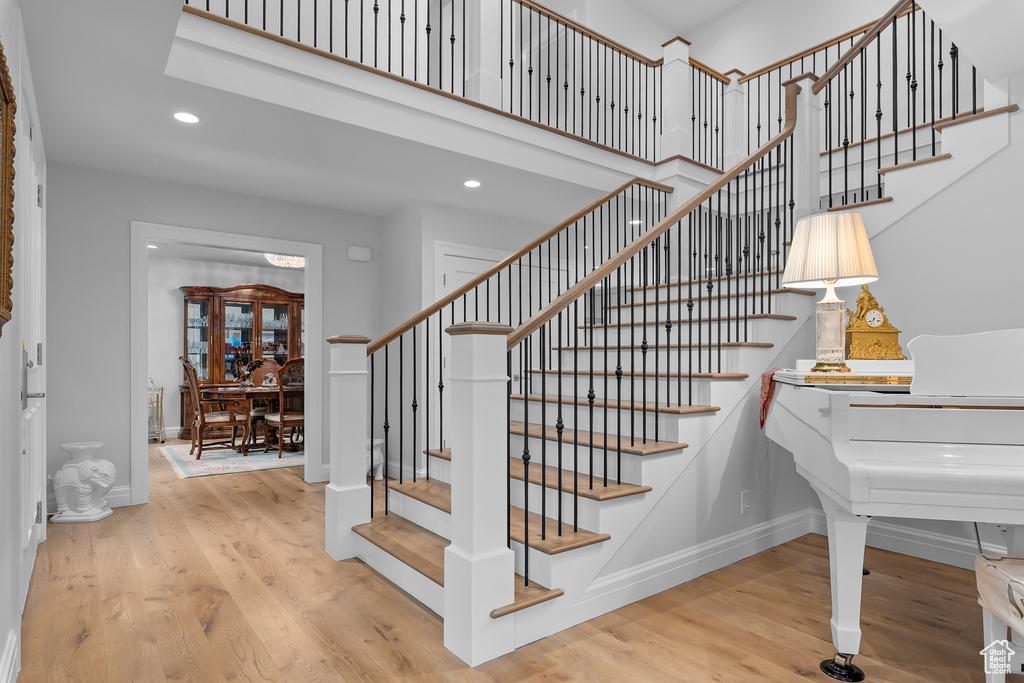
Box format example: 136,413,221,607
976,555,1024,681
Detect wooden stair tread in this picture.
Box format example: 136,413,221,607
607,287,816,309
557,342,774,350
531,369,748,380
827,197,892,212
388,478,452,513
932,103,1019,132
424,447,451,461
509,455,653,501
509,506,610,555
877,153,951,174
490,575,564,619
581,313,796,329
352,514,448,586
511,393,719,415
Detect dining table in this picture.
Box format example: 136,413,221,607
201,383,305,453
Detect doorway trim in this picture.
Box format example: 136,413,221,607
130,220,324,504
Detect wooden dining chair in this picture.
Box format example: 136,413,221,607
180,356,250,459
263,357,304,457
247,358,281,446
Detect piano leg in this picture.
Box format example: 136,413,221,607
815,486,869,682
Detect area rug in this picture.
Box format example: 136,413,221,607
161,443,304,479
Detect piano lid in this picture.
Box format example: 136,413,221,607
908,328,1024,397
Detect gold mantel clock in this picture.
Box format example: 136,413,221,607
845,285,905,360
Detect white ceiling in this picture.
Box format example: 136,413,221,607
147,239,305,269
20,0,743,226
623,0,749,38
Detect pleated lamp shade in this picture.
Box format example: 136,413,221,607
782,212,878,288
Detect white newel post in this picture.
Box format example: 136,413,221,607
443,322,516,666
325,335,372,560
660,36,692,159
791,73,822,219
721,71,747,169
463,0,502,108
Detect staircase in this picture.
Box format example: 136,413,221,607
304,0,1024,669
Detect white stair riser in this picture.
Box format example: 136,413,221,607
511,399,718,443
354,535,445,617
606,295,801,323
427,455,452,484
509,482,602,530
385,489,452,539
526,372,715,405
581,317,788,346
555,345,773,373
509,434,647,483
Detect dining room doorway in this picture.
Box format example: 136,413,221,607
130,221,324,505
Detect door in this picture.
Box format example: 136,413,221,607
17,114,46,604
430,242,570,452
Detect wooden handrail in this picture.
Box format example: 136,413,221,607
508,81,803,350
512,0,663,67
812,0,914,94
367,178,674,355
738,4,913,84
690,58,730,85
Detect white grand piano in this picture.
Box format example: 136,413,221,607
764,329,1024,681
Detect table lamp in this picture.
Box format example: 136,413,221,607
782,212,877,373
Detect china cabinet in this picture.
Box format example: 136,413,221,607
179,284,304,439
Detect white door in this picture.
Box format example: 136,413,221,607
16,115,46,603
429,242,570,453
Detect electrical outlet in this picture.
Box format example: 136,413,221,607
740,490,752,515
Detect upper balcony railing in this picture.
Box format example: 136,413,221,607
184,0,988,189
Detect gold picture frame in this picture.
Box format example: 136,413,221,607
0,34,15,338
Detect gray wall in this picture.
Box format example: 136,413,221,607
46,162,383,492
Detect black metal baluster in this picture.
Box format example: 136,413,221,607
399,333,404,483
911,1,918,160
370,352,375,516
425,317,430,480
892,16,899,165
384,344,390,513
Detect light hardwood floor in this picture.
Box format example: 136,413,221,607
19,440,986,681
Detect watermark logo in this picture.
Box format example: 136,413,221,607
981,640,1015,675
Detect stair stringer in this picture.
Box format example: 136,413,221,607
503,311,816,649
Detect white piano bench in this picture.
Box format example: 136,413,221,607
976,555,1024,682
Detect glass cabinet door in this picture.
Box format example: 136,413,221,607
300,304,305,358
185,299,210,380
224,301,254,381
261,303,291,365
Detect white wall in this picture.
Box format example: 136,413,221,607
47,162,383,500
686,0,894,75
147,257,304,435
542,0,673,61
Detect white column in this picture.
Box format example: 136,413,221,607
463,0,502,107
660,36,692,159
791,74,822,218
443,322,516,666
325,335,371,560
721,71,747,169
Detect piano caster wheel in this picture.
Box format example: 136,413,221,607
820,652,865,682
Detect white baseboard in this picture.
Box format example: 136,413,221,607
808,510,1004,571
571,509,816,624
47,484,133,514
0,629,18,683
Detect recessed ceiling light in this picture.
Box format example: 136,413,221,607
629,219,643,225
174,112,201,124
147,244,159,249
464,180,481,188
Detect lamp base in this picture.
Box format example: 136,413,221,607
814,284,849,372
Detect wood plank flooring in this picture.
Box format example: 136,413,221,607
19,439,987,681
